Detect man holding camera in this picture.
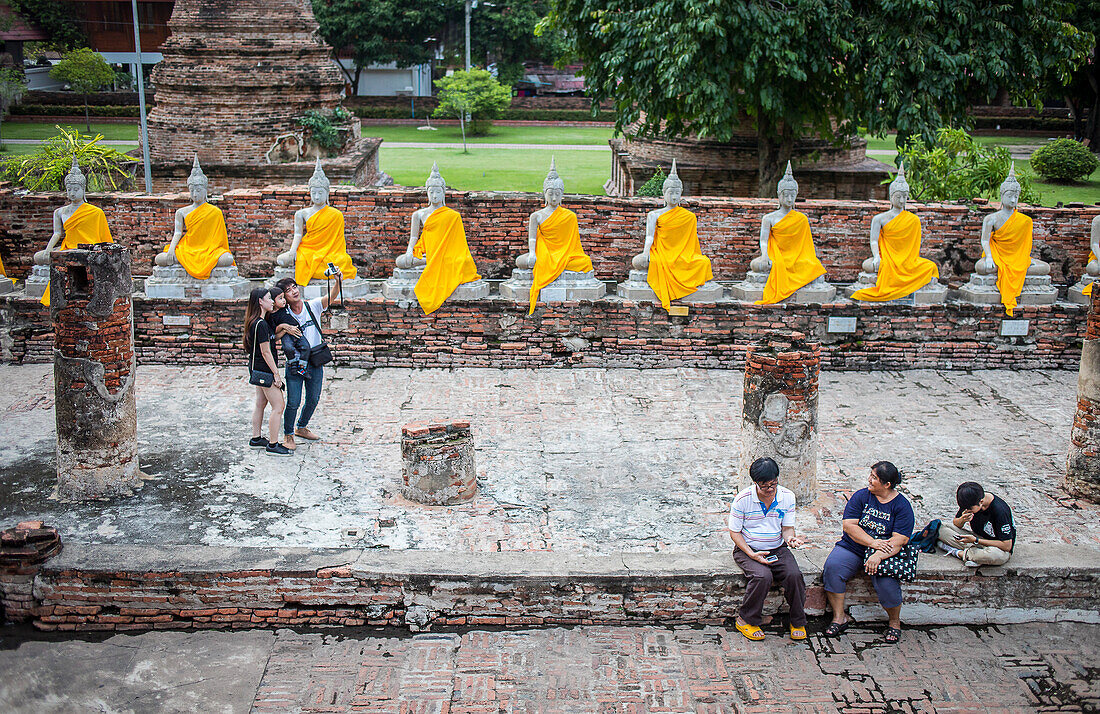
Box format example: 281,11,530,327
728,457,808,641
273,265,342,450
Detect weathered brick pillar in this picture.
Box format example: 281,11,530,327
0,521,61,624
1067,294,1100,502
740,332,820,503
51,243,141,500
401,421,477,505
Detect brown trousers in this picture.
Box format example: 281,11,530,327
732,543,807,627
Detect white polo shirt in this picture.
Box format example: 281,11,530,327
728,484,797,550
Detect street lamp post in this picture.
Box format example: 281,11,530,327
131,0,152,194
464,0,472,71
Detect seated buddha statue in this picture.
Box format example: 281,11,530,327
391,163,486,313
276,159,358,289
33,159,113,306
735,162,833,305
849,163,943,303
155,157,234,278
960,164,1055,315
1069,214,1100,303
625,160,720,309
511,158,604,314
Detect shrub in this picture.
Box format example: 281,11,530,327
297,109,340,150
1029,139,1099,183
0,125,134,191
11,104,143,117
434,70,512,136
636,168,666,197
898,128,1039,203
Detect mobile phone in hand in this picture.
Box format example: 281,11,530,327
764,554,778,563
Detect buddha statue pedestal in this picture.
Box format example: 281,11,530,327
730,271,836,304
381,266,490,303
499,268,606,302
0,275,15,294
1068,269,1099,304
144,264,251,299
843,272,947,304
270,264,373,300
23,265,50,299
616,269,724,303
958,264,1057,307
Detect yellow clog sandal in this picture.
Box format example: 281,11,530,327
735,620,765,641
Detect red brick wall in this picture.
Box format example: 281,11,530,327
2,188,1096,287
0,295,1086,371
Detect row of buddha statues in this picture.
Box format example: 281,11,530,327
7,156,1100,317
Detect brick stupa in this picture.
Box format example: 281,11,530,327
145,0,380,191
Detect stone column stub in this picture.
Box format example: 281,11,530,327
1067,293,1100,502
401,421,478,505
740,331,820,504
51,243,142,501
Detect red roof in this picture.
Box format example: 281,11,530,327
0,1,48,42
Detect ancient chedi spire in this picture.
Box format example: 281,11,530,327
663,158,683,192
147,0,347,166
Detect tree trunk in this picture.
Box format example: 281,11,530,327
1086,62,1100,151
84,95,90,133
459,112,467,154
755,118,795,198
353,65,363,97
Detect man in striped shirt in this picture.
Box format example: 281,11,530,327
728,457,808,641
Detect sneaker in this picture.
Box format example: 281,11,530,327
963,560,980,568
265,442,293,457
248,436,268,449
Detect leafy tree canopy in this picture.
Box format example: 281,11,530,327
434,68,512,136
312,0,449,92
49,48,116,131
1050,0,1100,149
464,0,570,84
6,0,86,52
547,0,1091,196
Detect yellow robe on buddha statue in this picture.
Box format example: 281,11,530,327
756,210,826,305
294,205,358,287
851,211,939,302
528,206,593,315
646,207,714,310
0,250,11,287
413,206,481,315
988,210,1033,317
165,202,231,279
1084,251,1096,297
41,202,113,307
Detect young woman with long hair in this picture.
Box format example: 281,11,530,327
243,287,291,457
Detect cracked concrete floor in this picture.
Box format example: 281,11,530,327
1,365,1095,552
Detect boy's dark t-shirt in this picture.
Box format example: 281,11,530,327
267,308,305,360
837,487,916,556
963,494,1016,548
248,318,277,375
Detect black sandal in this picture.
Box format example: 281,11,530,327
823,620,851,638
884,626,902,644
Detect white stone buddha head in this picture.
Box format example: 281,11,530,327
425,162,446,207
543,157,564,208
777,161,798,208
999,163,1020,210
308,158,330,207
186,155,209,205
662,159,683,207
888,162,909,211
64,157,86,204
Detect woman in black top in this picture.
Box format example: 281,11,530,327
243,287,291,457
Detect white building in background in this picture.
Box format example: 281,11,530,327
337,60,432,97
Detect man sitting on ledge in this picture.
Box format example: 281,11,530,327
938,481,1015,567
728,457,808,641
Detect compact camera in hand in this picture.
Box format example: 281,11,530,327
323,262,340,278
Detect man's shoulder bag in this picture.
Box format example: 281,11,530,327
303,301,333,367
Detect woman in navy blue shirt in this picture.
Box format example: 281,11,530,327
822,461,915,644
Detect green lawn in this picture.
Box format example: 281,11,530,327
2,121,140,142
362,123,613,145
380,146,609,194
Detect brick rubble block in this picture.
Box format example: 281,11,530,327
2,544,1098,633
401,420,477,505
0,521,61,623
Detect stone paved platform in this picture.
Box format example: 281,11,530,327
1,365,1096,552
2,622,1098,713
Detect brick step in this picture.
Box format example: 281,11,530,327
3,543,1097,633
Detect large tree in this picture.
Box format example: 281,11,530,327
1055,1,1099,149
464,0,570,85
311,0,449,94
548,0,1091,196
